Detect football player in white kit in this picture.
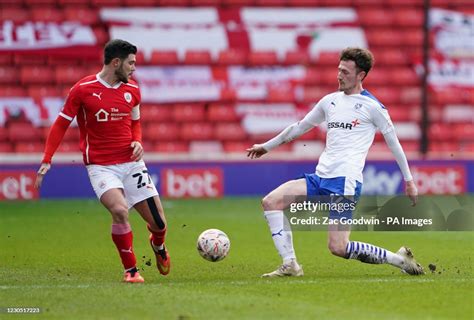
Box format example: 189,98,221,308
247,47,424,277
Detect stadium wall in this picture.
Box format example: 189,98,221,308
1,160,473,200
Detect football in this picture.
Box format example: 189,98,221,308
196,229,230,262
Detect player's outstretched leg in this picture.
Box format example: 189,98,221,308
260,179,307,277
344,241,425,275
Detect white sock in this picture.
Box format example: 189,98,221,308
345,241,403,267
264,210,296,264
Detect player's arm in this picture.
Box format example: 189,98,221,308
35,87,80,189
370,106,417,206
130,104,143,161
247,100,326,159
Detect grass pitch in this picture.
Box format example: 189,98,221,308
1,198,473,319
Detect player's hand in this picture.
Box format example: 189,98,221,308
405,180,418,207
131,141,144,161
246,144,268,159
35,163,51,189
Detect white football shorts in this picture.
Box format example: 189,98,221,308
86,160,159,209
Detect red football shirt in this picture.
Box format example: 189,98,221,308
60,74,141,165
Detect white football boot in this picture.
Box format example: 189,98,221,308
262,259,304,278
397,246,425,275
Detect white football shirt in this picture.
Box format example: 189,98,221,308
303,89,394,183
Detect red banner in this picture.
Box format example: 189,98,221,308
160,168,224,198
412,165,466,195
0,171,39,200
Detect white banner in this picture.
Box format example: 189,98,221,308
134,66,223,103
247,27,367,58
228,66,305,100
109,25,228,60
0,21,96,50
240,7,357,27
101,7,220,26
430,8,474,59
429,58,474,88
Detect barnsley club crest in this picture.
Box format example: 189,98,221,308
124,92,132,103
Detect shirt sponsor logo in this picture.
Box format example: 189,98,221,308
327,119,360,130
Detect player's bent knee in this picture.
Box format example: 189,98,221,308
262,193,281,211
109,205,129,223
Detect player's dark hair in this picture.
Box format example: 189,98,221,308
340,47,374,78
103,39,137,65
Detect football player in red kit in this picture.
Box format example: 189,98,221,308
35,39,170,283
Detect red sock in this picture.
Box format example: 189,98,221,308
147,224,167,247
111,223,136,270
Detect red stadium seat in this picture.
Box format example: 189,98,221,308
123,0,157,5
190,0,221,5
313,51,340,66
283,50,310,66
140,105,174,123
180,123,214,141
0,8,31,24
143,123,179,142
0,142,13,153
14,142,44,153
24,0,57,5
390,68,420,86
223,141,251,153
358,9,394,27
0,53,13,66
363,69,387,87
31,8,64,23
303,67,322,85
454,124,474,142
393,9,424,28
255,0,286,5
428,123,453,142
402,29,423,47
215,123,247,141
91,0,123,6
27,85,62,99
57,142,79,153
318,67,336,85
0,86,27,96
173,104,206,122
14,55,47,66
20,66,55,85
8,123,41,143
299,87,329,104
47,56,81,66
287,0,322,6
58,0,92,7
207,103,239,122
248,51,279,66
63,7,100,25
55,66,90,85
400,87,421,105
184,50,213,65
369,87,401,105
63,127,81,142
152,142,189,153
387,0,424,5
93,27,109,45
266,87,295,103
150,50,179,65
158,0,190,5
222,0,255,5
217,49,247,65
366,30,403,48
0,67,20,85
375,49,409,66
134,52,147,65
